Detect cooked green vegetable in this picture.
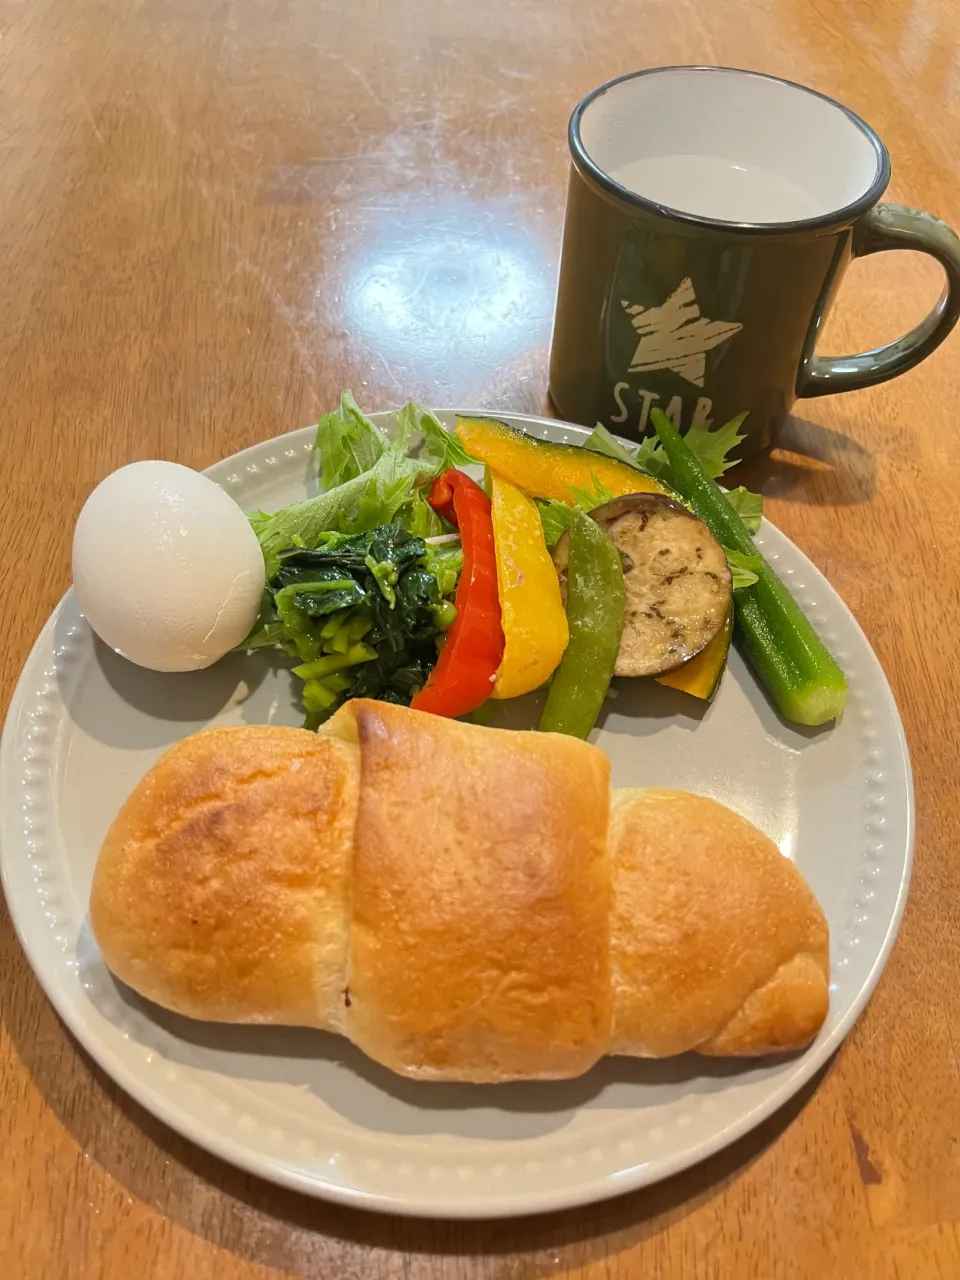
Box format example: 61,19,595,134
649,409,847,726
554,493,732,678
246,523,462,726
538,512,625,739
243,396,479,724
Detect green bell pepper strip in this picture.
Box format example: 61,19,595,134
650,408,847,727
538,512,625,739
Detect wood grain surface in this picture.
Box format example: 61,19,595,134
1,0,959,1276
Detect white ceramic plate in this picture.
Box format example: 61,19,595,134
0,411,913,1218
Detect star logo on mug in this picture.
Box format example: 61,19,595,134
621,278,743,387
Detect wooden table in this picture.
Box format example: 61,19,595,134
2,0,959,1275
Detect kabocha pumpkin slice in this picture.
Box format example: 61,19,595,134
455,415,668,505
657,607,733,701
553,494,732,678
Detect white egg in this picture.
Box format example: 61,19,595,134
72,461,266,672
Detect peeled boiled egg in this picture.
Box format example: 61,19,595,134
72,461,266,672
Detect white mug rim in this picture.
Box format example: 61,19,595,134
569,66,890,235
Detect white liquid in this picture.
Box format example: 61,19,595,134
608,153,826,223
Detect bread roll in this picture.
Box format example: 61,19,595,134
90,699,829,1081
90,725,359,1032
340,702,612,1081
608,788,828,1058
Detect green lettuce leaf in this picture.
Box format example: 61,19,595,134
403,490,445,538
256,448,436,578
582,421,672,482
413,406,479,470
583,422,669,477
536,477,617,548
258,397,458,576
350,455,426,535
537,499,577,548
724,548,762,589
569,476,617,510
247,510,273,538
313,391,390,490
681,414,748,478
390,402,422,455
722,485,763,534
583,418,762,534
584,414,749,482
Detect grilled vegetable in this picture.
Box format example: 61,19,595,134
455,415,668,505
650,409,847,726
538,512,625,739
488,472,569,700
410,469,504,718
656,607,733,701
552,493,731,678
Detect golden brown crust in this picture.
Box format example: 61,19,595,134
89,725,359,1029
89,709,829,1079
608,788,829,1057
698,953,830,1056
334,700,613,1081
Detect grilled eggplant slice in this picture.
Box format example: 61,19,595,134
553,493,732,677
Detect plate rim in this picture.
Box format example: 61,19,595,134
0,410,915,1218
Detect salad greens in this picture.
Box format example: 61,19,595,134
247,524,462,727
314,390,390,491
535,477,617,549
535,499,578,549
254,393,456,579
242,392,771,727
254,448,438,580
243,394,467,724
723,486,764,535
537,415,765,589
725,549,764,590
582,415,749,484
414,405,480,471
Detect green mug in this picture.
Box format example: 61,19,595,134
548,66,960,457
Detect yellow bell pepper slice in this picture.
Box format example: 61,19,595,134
488,471,569,700
456,415,669,505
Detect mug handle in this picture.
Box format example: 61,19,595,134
797,203,960,397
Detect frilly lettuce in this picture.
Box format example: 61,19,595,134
253,394,459,577
583,415,750,484
579,417,764,571
722,486,763,535
540,422,763,587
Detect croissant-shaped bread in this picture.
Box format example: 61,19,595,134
89,699,829,1082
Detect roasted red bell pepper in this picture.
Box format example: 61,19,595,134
410,468,504,718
